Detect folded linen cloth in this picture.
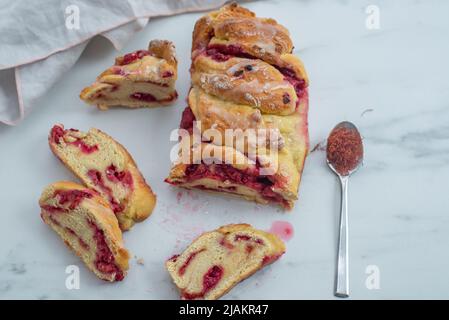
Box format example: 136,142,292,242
0,0,235,125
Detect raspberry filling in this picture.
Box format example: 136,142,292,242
182,265,224,300
261,254,283,266
50,125,65,144
234,234,264,254
234,234,251,241
279,68,306,99
178,248,206,276
87,169,125,214
50,125,99,155
168,254,180,263
183,163,286,205
130,92,156,102
219,237,235,250
66,227,90,250
206,44,254,61
175,107,289,206
106,165,133,189
130,92,178,103
162,71,174,78
179,106,196,133
88,220,124,281
41,205,66,213
69,140,98,154
117,50,152,66
54,189,93,210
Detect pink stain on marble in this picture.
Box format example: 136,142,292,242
268,221,294,241
176,191,183,204
186,190,199,200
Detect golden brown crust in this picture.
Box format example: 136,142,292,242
48,125,156,231
191,55,297,115
191,3,307,83
39,181,130,281
166,223,285,300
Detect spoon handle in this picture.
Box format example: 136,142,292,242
335,175,349,298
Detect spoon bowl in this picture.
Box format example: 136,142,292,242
327,121,364,177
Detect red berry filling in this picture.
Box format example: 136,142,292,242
130,92,157,102
281,70,306,100
54,189,93,210
261,254,283,266
234,234,265,254
179,106,196,133
87,169,125,214
162,71,174,78
182,164,287,205
105,165,133,189
234,234,251,241
174,107,290,206
206,44,254,61
178,248,206,276
88,220,124,281
219,237,235,250
69,139,99,154
40,205,66,213
117,50,152,66
168,254,180,263
50,125,99,155
50,125,65,144
182,265,224,300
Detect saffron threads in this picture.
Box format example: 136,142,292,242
327,127,363,175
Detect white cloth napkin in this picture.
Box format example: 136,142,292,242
0,0,233,125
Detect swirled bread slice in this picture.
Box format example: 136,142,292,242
49,124,156,231
166,224,285,300
39,181,129,282
80,40,178,110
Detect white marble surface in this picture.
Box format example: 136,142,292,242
1,0,449,299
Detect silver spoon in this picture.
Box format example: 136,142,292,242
326,121,364,298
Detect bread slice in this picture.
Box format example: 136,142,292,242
49,124,156,231
39,181,130,282
166,224,286,300
80,40,178,110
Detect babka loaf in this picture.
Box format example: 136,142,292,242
80,40,178,110
165,3,309,209
39,181,130,282
166,224,286,300
49,124,156,231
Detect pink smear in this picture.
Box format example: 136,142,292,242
268,221,294,241
176,191,183,204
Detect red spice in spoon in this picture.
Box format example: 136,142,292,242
326,125,363,176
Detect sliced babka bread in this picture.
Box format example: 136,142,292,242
49,124,156,231
80,40,178,110
39,181,130,282
166,224,286,300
